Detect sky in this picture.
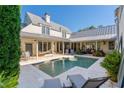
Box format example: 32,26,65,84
21,5,117,32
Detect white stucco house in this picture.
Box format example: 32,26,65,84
20,12,117,59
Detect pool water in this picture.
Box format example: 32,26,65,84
33,56,97,77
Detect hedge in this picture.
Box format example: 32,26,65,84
0,6,21,88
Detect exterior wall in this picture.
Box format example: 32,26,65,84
50,29,62,38
22,24,42,34
66,33,71,38
99,41,109,53
99,40,115,53
119,8,124,52
21,24,71,39
21,38,37,56
116,6,124,88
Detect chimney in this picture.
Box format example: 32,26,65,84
44,13,50,23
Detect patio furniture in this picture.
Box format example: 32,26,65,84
67,74,110,88
42,78,63,88
70,49,74,54
38,50,52,56
65,49,69,54
21,51,30,60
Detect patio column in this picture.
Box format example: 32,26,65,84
51,41,55,54
96,41,98,50
76,42,78,51
72,42,74,50
80,42,82,50
55,42,57,53
62,42,65,54
36,40,38,60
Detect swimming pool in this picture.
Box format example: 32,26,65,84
33,56,97,77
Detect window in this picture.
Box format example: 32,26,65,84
109,41,115,50
46,27,50,35
42,26,45,34
42,26,50,35
59,27,62,32
38,42,42,52
62,31,66,38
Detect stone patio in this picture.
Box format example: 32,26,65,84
18,54,118,88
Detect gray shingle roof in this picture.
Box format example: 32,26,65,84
70,25,116,38
26,12,71,33
27,12,44,25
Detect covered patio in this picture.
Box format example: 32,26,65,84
20,32,70,60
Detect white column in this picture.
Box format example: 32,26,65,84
36,40,38,60
62,42,65,54
51,42,54,54
80,42,82,50
96,41,98,50
72,43,74,50
76,42,78,51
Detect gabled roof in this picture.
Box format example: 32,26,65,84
26,12,71,33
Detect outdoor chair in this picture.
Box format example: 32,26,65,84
42,78,63,88
67,74,110,88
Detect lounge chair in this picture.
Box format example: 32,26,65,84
67,74,110,88
42,78,63,88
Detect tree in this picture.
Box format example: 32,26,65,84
0,6,21,88
78,25,96,32
88,25,96,29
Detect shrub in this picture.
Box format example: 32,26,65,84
101,50,121,82
76,49,82,54
0,6,21,87
93,50,105,57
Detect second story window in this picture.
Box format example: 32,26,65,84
42,26,45,34
62,31,66,38
42,26,50,35
46,27,50,35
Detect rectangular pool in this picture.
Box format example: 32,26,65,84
33,56,97,77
